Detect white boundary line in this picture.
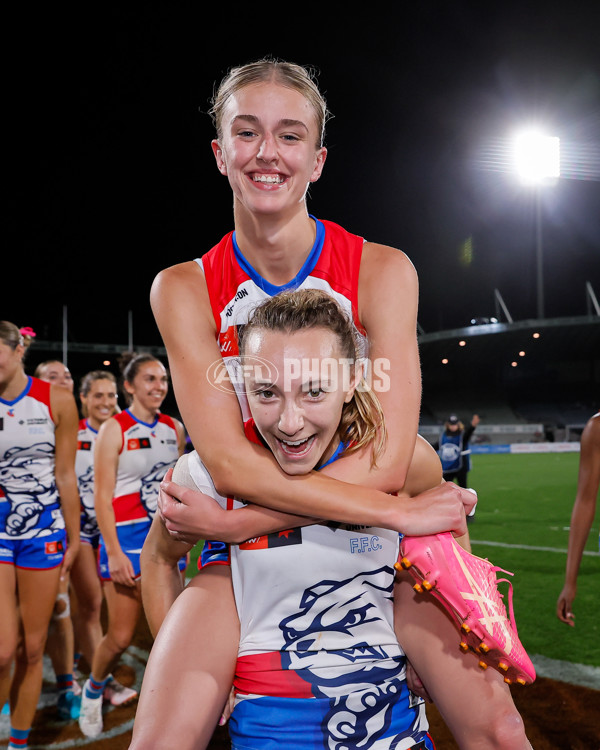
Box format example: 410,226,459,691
471,539,600,556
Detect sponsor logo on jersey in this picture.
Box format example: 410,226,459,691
78,440,92,451
127,437,151,450
239,527,303,550
45,540,65,555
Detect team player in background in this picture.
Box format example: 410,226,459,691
34,359,81,720
71,371,137,707
556,411,600,625
0,323,80,750
78,353,185,738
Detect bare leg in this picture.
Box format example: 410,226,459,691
131,566,239,750
11,566,61,729
91,580,141,682
394,571,531,750
69,543,103,668
45,574,76,679
0,565,19,707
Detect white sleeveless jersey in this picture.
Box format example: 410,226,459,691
0,377,64,540
76,418,100,538
111,409,179,524
187,428,405,697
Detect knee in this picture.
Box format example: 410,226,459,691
77,594,103,621
16,637,46,667
0,643,17,673
486,707,528,749
106,626,133,655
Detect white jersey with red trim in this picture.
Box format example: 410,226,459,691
76,418,100,538
111,409,179,525
197,217,367,420
0,377,64,540
186,441,426,749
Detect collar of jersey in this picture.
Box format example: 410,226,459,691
125,408,159,429
85,419,99,435
317,440,347,470
0,375,33,406
232,216,325,296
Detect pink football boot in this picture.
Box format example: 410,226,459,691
396,532,536,685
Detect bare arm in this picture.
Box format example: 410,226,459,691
151,251,470,536
94,418,136,587
141,508,193,637
557,413,600,625
52,386,81,576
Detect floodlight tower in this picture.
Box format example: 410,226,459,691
514,130,560,319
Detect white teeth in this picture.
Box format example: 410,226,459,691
253,175,283,184
281,437,310,447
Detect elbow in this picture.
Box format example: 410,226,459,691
208,454,244,498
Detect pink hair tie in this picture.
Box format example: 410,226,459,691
19,327,37,338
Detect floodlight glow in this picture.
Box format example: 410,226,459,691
514,131,560,185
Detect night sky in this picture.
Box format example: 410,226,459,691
8,2,600,348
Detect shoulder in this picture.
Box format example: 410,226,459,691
358,243,418,323
361,242,417,282
50,384,78,423
151,260,206,299
582,413,600,450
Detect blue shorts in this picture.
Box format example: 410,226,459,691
81,531,101,549
230,680,434,750
98,519,187,581
0,528,67,570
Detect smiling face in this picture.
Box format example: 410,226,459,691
38,361,74,392
124,360,168,416
80,378,118,430
211,81,327,220
243,327,359,476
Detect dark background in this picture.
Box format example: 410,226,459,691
6,2,600,396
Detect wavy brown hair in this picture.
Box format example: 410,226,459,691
237,290,387,466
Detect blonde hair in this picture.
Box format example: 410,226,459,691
237,290,386,466
0,321,34,352
209,57,330,148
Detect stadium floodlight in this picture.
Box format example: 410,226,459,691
513,129,560,319
514,130,560,185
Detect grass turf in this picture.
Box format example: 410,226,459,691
187,451,600,668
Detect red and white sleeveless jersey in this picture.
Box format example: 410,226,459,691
76,418,99,537
111,409,180,525
0,377,64,539
197,217,367,419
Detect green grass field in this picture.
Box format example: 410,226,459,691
189,452,600,668
468,452,600,668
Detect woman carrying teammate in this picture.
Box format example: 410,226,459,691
77,354,185,738
71,371,137,707
0,323,80,750
141,59,532,749
134,290,532,749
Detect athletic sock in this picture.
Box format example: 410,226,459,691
56,673,74,696
85,674,109,700
73,652,82,671
8,726,30,749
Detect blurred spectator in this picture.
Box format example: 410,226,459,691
433,414,480,490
